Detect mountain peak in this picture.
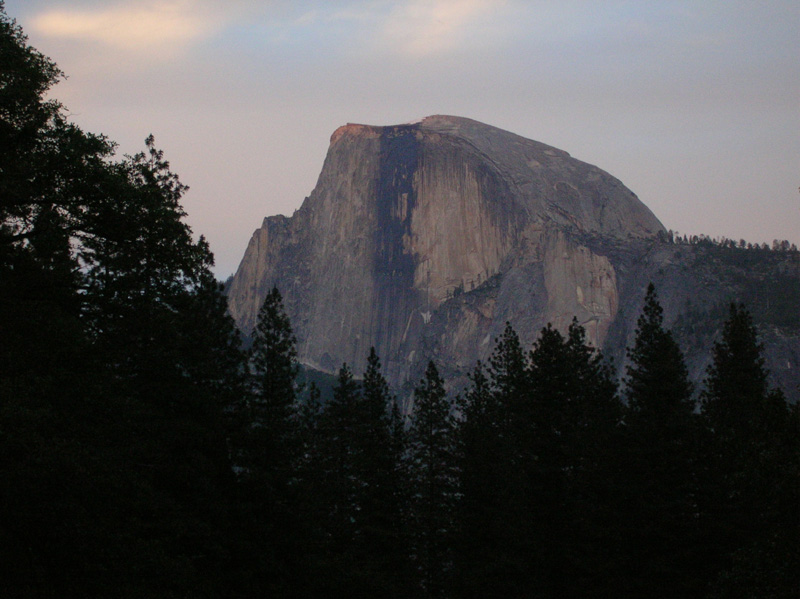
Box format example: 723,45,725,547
228,117,663,385
227,116,799,403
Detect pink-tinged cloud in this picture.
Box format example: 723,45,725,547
30,0,222,57
382,0,506,57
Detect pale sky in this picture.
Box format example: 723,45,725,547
6,0,799,277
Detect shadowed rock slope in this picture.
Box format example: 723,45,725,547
227,116,799,403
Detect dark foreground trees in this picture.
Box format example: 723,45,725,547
454,320,623,599
407,361,458,598
1,7,246,596
451,291,797,599
701,304,799,597
618,283,702,598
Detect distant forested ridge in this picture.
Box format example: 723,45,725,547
1,5,798,598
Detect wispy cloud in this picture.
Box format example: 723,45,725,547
30,0,225,58
381,0,505,57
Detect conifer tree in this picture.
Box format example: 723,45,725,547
388,394,408,497
526,321,622,597
359,348,411,597
621,283,701,598
312,363,362,592
563,320,622,442
250,287,299,426
308,353,409,597
453,323,534,597
324,362,362,536
407,361,458,598
235,286,304,593
79,137,216,385
702,303,784,441
293,380,323,505
243,286,300,487
487,322,528,415
625,284,694,423
1,8,245,593
361,349,394,481
453,361,515,598
701,303,799,596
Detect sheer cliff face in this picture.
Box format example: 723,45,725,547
227,115,665,386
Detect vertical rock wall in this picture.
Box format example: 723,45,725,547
226,116,663,388
541,230,618,347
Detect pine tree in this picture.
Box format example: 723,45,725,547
407,361,458,598
563,320,622,442
454,321,623,598
358,348,410,597
1,8,252,596
249,286,299,425
175,273,247,414
625,284,694,423
312,363,363,592
453,361,515,598
620,283,701,598
80,136,215,376
307,353,409,597
487,322,528,416
486,321,529,483
701,303,799,597
243,285,300,486
293,381,323,506
525,321,623,597
235,286,304,594
324,362,362,536
453,323,534,597
702,303,784,441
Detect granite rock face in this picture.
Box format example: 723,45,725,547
227,115,662,385
226,115,799,402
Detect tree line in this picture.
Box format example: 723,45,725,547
656,229,798,252
1,6,797,597
236,284,798,599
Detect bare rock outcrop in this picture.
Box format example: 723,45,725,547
227,115,799,403
226,115,665,389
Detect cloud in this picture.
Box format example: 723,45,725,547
381,0,505,57
30,0,224,57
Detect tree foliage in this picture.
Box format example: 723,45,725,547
620,283,703,598
407,361,458,598
701,304,799,597
1,6,246,596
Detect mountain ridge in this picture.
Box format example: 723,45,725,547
226,116,798,403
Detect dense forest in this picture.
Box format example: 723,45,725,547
1,6,798,598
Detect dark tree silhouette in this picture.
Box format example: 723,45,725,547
407,361,457,598
358,348,412,597
453,360,513,598
701,304,799,597
620,283,702,598
527,321,622,598
1,7,245,596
